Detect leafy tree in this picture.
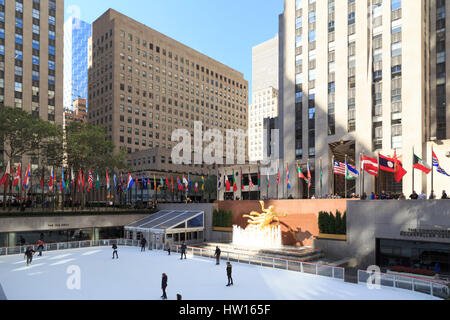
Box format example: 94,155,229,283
65,122,129,172
0,106,63,164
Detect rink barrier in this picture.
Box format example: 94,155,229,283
171,244,345,282
0,238,142,256
357,269,449,299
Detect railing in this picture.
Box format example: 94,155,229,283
357,269,449,299
171,244,345,282
0,239,141,256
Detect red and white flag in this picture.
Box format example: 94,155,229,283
361,155,379,177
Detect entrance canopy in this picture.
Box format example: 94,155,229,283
125,210,204,235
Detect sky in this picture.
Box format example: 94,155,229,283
64,0,284,103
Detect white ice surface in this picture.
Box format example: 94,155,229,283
0,247,440,300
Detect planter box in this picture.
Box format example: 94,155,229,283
318,233,347,241
212,227,233,232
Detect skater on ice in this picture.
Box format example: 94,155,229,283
112,243,119,259
37,240,45,256
226,262,233,286
24,247,35,267
161,273,168,300
214,246,221,265
180,242,187,260
140,238,147,252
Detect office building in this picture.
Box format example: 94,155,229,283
277,0,450,198
64,16,91,111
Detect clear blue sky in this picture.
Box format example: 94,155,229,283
64,0,284,103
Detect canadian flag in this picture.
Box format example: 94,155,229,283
361,155,379,177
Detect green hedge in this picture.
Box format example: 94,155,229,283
318,210,347,235
213,209,233,228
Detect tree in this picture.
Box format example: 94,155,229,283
65,122,129,172
0,106,63,164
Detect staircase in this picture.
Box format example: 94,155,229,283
199,242,324,263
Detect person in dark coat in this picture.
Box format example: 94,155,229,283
214,246,221,265
161,273,168,300
140,238,147,252
226,262,233,286
442,191,448,199
24,247,35,266
180,242,187,260
112,243,119,259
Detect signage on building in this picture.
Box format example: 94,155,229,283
400,228,450,239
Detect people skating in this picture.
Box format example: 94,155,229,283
180,242,187,260
140,238,147,252
24,247,35,267
226,262,233,287
161,273,168,300
37,240,45,257
214,246,221,265
112,243,119,259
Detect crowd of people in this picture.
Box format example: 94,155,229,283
305,190,449,200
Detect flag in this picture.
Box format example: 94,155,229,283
286,166,291,190
432,151,450,177
195,182,199,193
0,161,10,188
12,164,21,191
23,164,31,189
166,176,170,189
233,171,238,192
249,175,254,189
88,170,94,191
171,176,174,192
81,172,85,192
77,169,82,191
154,175,157,191
413,154,431,174
217,174,222,190
183,175,188,189
307,162,312,189
345,160,359,180
333,161,346,176
113,171,117,190
277,167,280,187
393,152,407,183
189,176,192,193
361,155,379,177
177,176,183,191
267,174,270,190
71,168,75,189
96,172,100,191
225,175,231,192
106,170,111,190
240,169,244,191
126,173,134,191
258,172,261,190
40,167,44,189
201,176,205,191
379,154,396,173
65,170,70,191
141,174,146,190
49,167,54,191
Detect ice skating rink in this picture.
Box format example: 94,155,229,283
0,246,440,300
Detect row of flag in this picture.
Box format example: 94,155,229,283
0,165,207,195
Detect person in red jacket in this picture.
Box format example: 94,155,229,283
37,240,45,256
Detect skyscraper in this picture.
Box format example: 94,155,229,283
278,0,450,198
64,16,91,111
0,0,63,124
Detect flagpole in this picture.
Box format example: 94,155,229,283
361,152,365,197
412,147,415,195
307,160,310,199
377,153,381,195
431,145,434,196
319,157,322,199
344,155,348,199
331,155,335,196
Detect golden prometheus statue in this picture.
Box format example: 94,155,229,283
242,201,288,229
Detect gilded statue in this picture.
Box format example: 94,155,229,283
242,201,288,229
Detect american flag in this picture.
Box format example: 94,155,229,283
333,161,346,176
